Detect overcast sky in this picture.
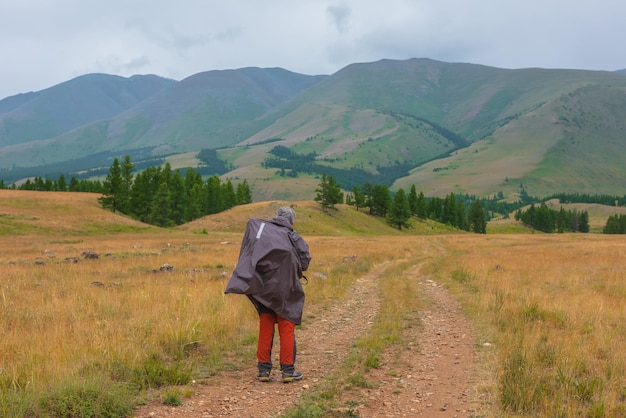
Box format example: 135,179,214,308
1,0,625,99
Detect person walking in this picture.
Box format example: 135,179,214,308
225,206,312,383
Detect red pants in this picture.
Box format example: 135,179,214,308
257,312,296,367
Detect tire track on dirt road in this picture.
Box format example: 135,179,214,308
133,245,480,417
133,264,384,417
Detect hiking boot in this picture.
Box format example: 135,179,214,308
281,370,303,383
257,370,271,382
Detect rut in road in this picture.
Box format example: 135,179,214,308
133,252,479,417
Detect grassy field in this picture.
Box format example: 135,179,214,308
1,190,625,417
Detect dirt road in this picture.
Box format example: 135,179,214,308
133,260,479,417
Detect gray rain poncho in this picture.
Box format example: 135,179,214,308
225,216,311,324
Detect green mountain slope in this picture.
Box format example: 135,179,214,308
2,58,626,201
0,74,174,147
218,59,626,200
0,68,326,171
393,83,626,198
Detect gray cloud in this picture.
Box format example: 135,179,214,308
0,0,625,99
327,3,351,34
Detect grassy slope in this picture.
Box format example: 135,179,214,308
0,190,459,241
4,189,621,241
221,61,626,201
5,60,626,202
394,85,626,198
0,190,153,236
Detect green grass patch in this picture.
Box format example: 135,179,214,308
35,378,136,418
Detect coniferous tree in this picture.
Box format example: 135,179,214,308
328,176,344,207
96,157,253,226
148,181,173,227
129,170,147,222
534,203,555,233
68,176,80,192
408,185,419,215
118,155,134,214
416,191,427,219
456,200,468,231
221,179,237,210
371,184,391,217
604,214,626,234
314,174,343,209
57,174,67,191
205,175,223,215
187,183,204,222
169,170,187,225
442,193,458,226
569,209,579,232
557,207,567,233
99,158,123,212
427,197,442,221
236,179,253,205
469,199,487,233
388,188,411,230
578,210,590,233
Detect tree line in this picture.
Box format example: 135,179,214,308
5,175,103,192
603,214,626,234
314,174,487,233
515,203,589,233
98,156,252,227
263,144,413,190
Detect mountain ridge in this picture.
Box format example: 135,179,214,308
2,58,626,201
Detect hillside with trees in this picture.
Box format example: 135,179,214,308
2,59,626,204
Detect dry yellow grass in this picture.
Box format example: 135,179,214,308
432,233,626,416
1,190,625,416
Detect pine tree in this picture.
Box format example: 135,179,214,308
314,174,343,209
205,175,223,215
469,199,487,233
408,185,419,215
129,170,149,222
388,188,411,230
57,174,67,191
187,183,204,222
221,179,237,210
169,170,187,225
427,197,442,221
371,184,391,217
456,200,468,231
578,210,590,233
442,193,458,226
236,179,253,204
148,181,173,227
118,155,134,214
535,203,555,233
416,191,427,219
99,158,123,212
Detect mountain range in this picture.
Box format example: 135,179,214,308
2,58,626,202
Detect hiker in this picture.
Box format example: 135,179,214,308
225,206,312,383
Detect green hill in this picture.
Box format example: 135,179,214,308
0,74,174,147
2,58,626,202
